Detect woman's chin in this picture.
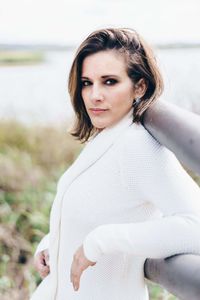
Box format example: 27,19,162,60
91,121,107,130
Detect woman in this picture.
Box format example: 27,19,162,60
31,28,200,300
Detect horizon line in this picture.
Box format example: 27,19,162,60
1,42,200,51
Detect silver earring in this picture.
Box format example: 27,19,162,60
132,97,141,108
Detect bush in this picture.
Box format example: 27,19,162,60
0,120,81,299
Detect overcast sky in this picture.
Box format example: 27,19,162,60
0,0,200,45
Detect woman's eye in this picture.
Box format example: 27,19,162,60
81,80,91,87
105,79,117,85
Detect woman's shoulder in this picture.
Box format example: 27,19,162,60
116,122,183,181
119,122,175,162
122,122,161,148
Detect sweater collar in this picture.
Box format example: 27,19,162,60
58,109,135,192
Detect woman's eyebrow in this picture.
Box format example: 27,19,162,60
101,75,120,79
81,75,120,79
81,76,89,79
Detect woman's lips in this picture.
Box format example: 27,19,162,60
89,108,108,115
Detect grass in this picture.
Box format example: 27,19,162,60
0,51,44,66
0,119,199,299
0,120,81,299
148,282,177,300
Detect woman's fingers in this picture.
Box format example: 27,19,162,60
34,250,50,279
43,249,50,267
70,245,96,291
70,261,82,291
40,265,50,278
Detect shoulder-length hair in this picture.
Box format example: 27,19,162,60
68,28,164,142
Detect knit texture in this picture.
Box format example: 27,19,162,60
31,111,200,300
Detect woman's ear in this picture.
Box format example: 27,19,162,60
134,78,147,98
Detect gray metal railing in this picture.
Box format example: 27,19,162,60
143,101,200,175
143,101,200,299
144,255,200,300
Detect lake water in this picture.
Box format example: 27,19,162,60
0,48,200,125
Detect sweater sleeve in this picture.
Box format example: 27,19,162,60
83,128,200,262
35,233,50,257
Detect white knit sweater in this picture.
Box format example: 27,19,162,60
31,110,200,300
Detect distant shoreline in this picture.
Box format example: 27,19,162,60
0,50,45,66
1,42,200,52
156,43,200,49
0,43,199,66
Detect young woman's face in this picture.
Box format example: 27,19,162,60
81,50,138,130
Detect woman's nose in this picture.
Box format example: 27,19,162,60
90,84,104,102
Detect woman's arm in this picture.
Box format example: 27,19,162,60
142,101,200,299
83,130,200,262
71,128,200,290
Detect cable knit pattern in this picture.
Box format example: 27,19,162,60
31,110,200,300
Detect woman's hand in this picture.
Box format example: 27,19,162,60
34,249,50,279
70,245,96,291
